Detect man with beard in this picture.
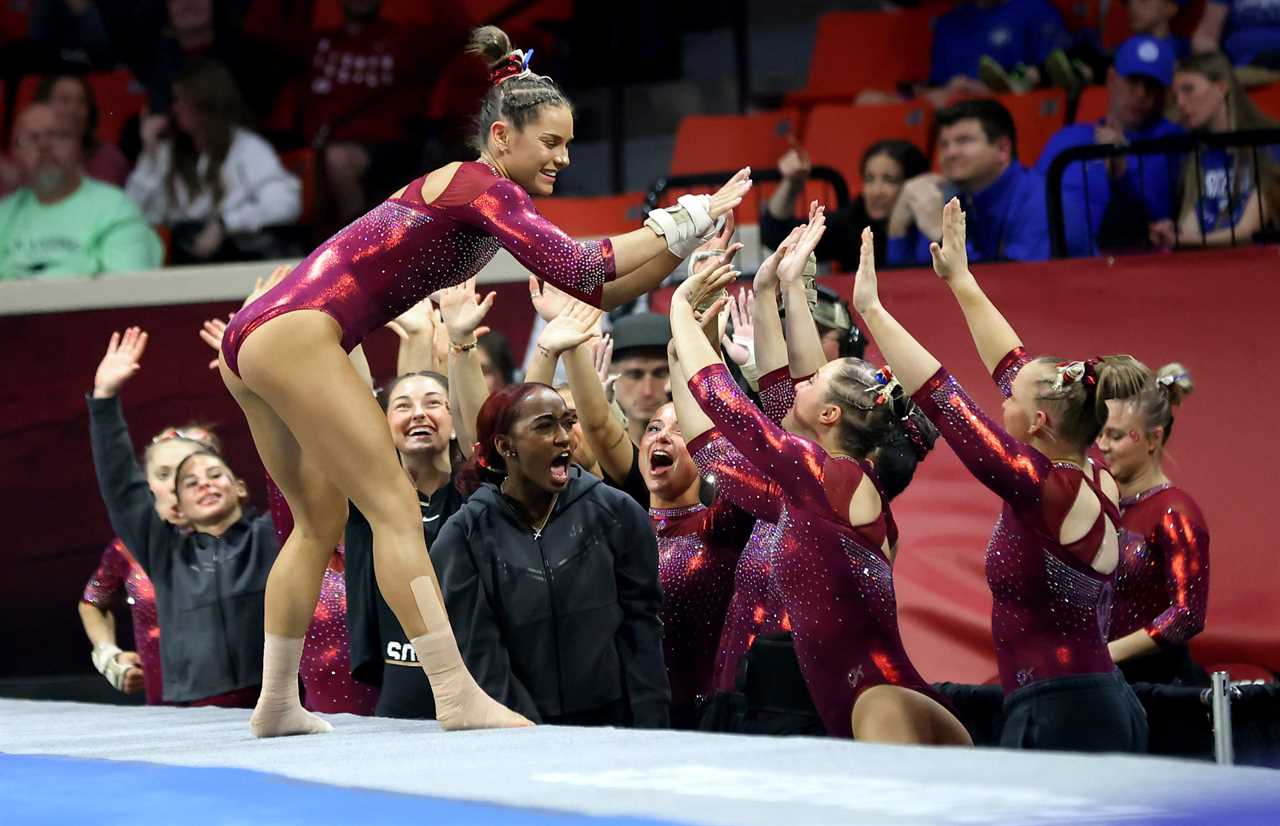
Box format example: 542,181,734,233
0,103,162,279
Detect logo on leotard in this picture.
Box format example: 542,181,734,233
1015,667,1035,686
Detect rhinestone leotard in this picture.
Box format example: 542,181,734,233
82,538,162,704
1109,483,1209,646
651,499,753,726
912,348,1122,694
221,162,616,376
688,363,943,737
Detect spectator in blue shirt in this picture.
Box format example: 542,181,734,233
1193,0,1280,67
1037,36,1185,256
929,0,1073,88
1127,0,1191,60
888,99,1050,265
1150,51,1280,247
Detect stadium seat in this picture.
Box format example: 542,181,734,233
532,192,646,238
280,148,320,227
803,102,932,200
669,109,801,177
1249,82,1280,121
786,9,936,107
1073,85,1109,124
998,89,1069,166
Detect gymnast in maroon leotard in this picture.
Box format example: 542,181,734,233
669,225,970,745
215,24,751,739
856,200,1150,753
1097,364,1210,685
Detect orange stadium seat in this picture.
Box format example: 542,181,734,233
998,89,1068,165
1249,83,1280,121
803,102,933,200
1073,85,1109,124
786,9,936,107
533,192,646,238
669,109,801,177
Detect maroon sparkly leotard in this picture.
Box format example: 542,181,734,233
221,161,616,376
82,538,162,705
692,368,797,695
912,348,1122,694
1109,483,1209,645
651,498,753,723
689,363,944,736
267,480,379,715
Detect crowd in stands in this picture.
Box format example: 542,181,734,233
0,0,1276,275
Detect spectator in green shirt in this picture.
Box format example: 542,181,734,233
0,103,163,279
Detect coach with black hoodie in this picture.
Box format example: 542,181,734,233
434,382,669,728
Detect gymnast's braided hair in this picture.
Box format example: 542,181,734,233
467,25,572,154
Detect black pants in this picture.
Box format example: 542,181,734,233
1001,670,1148,753
1118,643,1209,687
699,633,826,736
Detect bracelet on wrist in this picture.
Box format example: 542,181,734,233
450,339,478,354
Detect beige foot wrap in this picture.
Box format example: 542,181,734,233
249,633,333,738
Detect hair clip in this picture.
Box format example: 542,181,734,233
871,366,902,407
1156,371,1188,389
1052,360,1086,392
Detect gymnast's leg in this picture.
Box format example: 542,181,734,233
228,310,530,732
852,684,973,746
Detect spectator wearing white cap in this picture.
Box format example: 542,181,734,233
1036,36,1185,256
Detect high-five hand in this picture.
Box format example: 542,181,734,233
93,328,148,399
928,197,970,284
851,227,882,316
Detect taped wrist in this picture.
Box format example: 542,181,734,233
91,642,130,691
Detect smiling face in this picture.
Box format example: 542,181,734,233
937,118,1009,189
385,375,452,458
493,104,573,196
639,403,698,500
145,438,206,525
498,387,575,493
861,152,906,221
174,453,244,527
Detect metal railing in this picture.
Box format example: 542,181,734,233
1045,128,1280,258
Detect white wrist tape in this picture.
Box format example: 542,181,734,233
645,194,719,257
91,643,131,691
676,194,714,235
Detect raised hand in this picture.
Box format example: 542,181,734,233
387,297,435,339
243,264,292,309
777,205,826,287
851,227,882,316
778,145,812,182
674,261,738,314
592,334,614,385
928,197,970,283
537,299,605,357
199,317,229,370
93,327,148,398
754,225,803,295
707,167,753,220
435,277,496,344
721,288,755,366
528,276,572,322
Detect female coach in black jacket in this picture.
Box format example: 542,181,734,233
434,382,670,727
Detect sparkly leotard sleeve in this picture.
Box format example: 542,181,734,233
688,363,943,736
82,538,164,705
221,162,617,376
912,350,1123,693
1110,484,1210,646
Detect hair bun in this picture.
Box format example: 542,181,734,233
1156,362,1194,407
466,25,514,68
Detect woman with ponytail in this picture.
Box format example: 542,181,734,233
432,381,669,727
212,23,744,736
670,220,970,745
1098,364,1210,686
854,198,1150,753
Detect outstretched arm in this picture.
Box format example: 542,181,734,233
930,199,1023,376
436,278,496,459
750,227,799,377
777,202,829,378
851,229,940,395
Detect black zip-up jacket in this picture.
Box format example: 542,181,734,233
88,394,277,703
430,466,669,727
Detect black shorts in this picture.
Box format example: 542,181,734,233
1000,670,1148,753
